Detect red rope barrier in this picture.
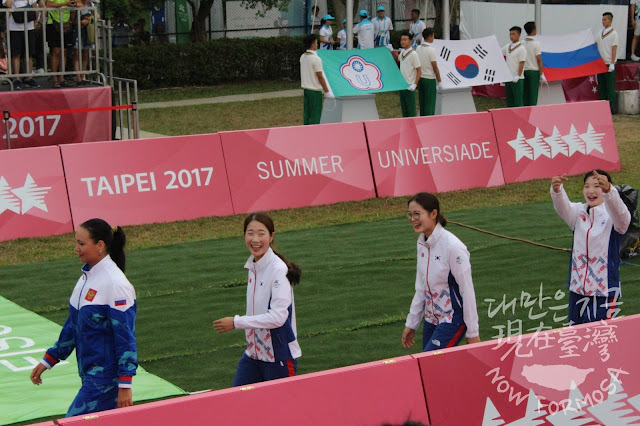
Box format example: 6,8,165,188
9,104,135,118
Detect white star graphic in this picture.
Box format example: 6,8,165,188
579,123,605,155
507,129,533,162
561,125,585,157
543,126,569,158
11,174,52,214
526,128,551,160
589,76,594,83
0,176,21,214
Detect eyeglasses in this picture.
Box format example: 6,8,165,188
406,211,425,221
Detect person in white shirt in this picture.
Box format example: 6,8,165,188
522,21,546,106
298,34,333,125
502,26,526,107
416,28,442,116
336,19,347,50
631,0,640,61
319,14,336,50
353,10,375,49
596,12,618,114
373,5,393,48
396,31,421,117
409,9,426,48
402,193,481,352
2,0,44,89
214,212,302,386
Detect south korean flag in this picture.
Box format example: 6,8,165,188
432,36,513,89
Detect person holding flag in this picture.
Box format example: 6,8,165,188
373,6,393,48
409,9,426,48
396,31,422,117
337,19,347,50
319,14,337,50
596,12,618,114
299,34,333,125
353,10,375,49
523,21,546,106
502,26,526,107
416,28,442,116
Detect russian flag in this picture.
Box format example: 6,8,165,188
538,29,608,82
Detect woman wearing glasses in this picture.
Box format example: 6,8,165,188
401,192,481,352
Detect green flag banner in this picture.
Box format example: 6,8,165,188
316,48,408,97
0,296,186,425
175,0,191,44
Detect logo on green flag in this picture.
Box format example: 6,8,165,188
317,48,408,97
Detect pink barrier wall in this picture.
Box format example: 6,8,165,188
57,356,428,426
415,314,640,425
220,123,376,214
60,134,233,228
1,87,111,149
0,146,72,242
491,101,620,184
364,113,505,197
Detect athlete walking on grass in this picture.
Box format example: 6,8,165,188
214,212,302,386
30,219,137,417
402,193,481,352
551,170,630,325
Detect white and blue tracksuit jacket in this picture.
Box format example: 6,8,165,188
234,248,301,362
405,224,480,338
551,185,630,298
373,16,393,47
41,255,138,388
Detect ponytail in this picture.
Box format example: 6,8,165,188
273,250,302,285
79,218,127,272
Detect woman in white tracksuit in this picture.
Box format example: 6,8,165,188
551,169,630,325
402,192,481,352
214,212,301,386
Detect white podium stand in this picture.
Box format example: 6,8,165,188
435,87,477,115
537,81,567,105
320,95,379,124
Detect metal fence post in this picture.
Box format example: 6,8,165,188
3,111,12,150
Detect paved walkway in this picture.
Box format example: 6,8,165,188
138,89,303,110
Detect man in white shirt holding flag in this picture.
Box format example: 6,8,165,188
300,34,333,125
373,6,393,48
523,21,546,106
502,26,526,107
396,31,422,117
409,9,426,48
416,28,443,116
596,12,618,114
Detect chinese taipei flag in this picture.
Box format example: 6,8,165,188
431,36,513,89
537,29,608,82
317,48,408,97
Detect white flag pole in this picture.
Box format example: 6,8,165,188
535,0,541,32
443,0,450,40
347,0,354,49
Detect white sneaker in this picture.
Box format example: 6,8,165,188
35,68,45,74
631,54,640,62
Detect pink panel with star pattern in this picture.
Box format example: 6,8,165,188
491,100,620,184
0,146,73,241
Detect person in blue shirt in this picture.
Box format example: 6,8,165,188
30,219,137,417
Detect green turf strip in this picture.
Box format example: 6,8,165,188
0,297,186,426
1,202,638,398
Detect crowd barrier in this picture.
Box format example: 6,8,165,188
45,314,640,425
0,100,621,242
1,87,113,150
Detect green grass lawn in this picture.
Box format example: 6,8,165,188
1,203,639,395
